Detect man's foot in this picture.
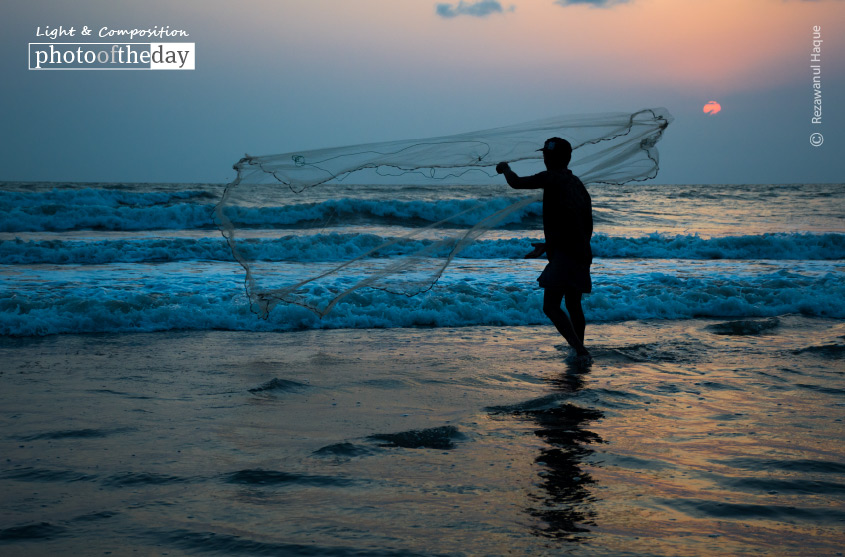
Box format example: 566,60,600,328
562,350,592,367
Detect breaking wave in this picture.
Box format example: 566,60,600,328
2,261,842,336
3,232,842,264
0,192,541,232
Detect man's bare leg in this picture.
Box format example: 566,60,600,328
564,291,586,346
543,288,589,356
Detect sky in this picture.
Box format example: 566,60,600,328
2,0,843,184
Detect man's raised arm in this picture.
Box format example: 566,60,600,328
496,162,543,190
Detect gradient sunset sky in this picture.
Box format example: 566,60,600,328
3,0,843,184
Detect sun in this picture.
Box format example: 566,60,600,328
703,101,721,115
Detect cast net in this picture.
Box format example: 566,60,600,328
215,108,672,318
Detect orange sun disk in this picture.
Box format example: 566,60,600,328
703,101,721,115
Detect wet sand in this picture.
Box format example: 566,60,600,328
1,316,844,556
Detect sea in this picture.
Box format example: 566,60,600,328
1,181,843,334
1,181,843,555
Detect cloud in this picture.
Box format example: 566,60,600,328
436,1,508,18
554,0,631,7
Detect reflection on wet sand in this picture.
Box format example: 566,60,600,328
489,360,605,540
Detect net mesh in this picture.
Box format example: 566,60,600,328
215,108,673,318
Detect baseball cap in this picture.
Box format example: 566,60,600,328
537,137,572,153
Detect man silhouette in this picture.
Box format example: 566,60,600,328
496,138,592,357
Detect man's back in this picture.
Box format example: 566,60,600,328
541,169,592,263
505,168,593,263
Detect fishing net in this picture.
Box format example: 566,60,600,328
215,108,672,318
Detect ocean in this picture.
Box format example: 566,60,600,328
1,182,843,334
1,180,843,555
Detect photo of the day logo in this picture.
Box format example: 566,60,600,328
29,42,195,70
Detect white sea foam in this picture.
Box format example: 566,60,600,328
0,191,539,232
3,184,843,237
2,232,842,264
1,260,842,336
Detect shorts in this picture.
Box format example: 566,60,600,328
537,251,592,293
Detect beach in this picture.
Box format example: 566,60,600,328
1,179,843,554
2,316,843,556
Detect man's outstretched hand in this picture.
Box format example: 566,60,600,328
524,242,547,259
495,162,510,175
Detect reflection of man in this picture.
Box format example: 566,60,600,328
496,138,593,357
